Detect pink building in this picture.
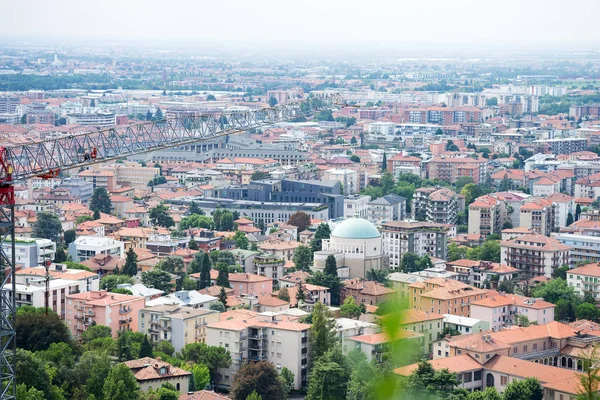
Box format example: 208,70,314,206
229,273,273,297
66,290,145,339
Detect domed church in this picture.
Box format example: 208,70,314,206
313,215,385,279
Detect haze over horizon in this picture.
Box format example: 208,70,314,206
1,0,599,51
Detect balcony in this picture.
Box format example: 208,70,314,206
119,308,131,314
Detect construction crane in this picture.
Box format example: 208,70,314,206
0,93,342,399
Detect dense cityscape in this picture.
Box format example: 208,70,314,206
3,2,600,400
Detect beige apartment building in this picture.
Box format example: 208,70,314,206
468,195,505,237
205,316,310,389
500,233,571,278
470,293,555,331
138,305,220,352
519,198,555,236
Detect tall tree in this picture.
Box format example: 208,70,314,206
102,363,140,400
53,246,67,263
293,245,312,271
64,229,76,244
122,247,138,276
381,152,387,172
231,361,286,400
149,204,175,228
15,310,72,352
324,255,337,276
280,367,295,395
576,204,582,221
139,334,153,358
311,223,331,252
188,239,199,250
296,282,306,304
90,187,112,214
340,296,362,319
288,211,311,232
216,265,230,288
278,287,290,302
219,287,228,307
189,363,211,392
567,212,574,226
199,253,212,289
233,230,249,250
189,201,203,215
268,97,278,108
33,212,63,243
309,302,338,366
141,269,174,293
306,348,350,400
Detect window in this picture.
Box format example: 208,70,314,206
474,370,482,381
501,376,508,386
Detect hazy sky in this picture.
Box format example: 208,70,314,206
1,0,599,49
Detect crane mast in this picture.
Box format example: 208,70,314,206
0,93,341,399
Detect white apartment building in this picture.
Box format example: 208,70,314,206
68,237,124,263
138,305,220,351
443,315,490,336
368,121,396,137
343,195,370,219
335,318,379,355
66,112,116,127
556,233,600,265
205,316,310,389
3,238,56,269
145,290,217,309
323,169,358,195
567,263,600,300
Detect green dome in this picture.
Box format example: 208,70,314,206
332,218,380,239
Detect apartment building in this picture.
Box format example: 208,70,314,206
567,263,600,300
409,278,488,317
340,279,395,306
468,195,504,237
343,195,370,219
400,309,445,355
336,318,379,355
78,169,117,191
68,236,124,263
138,305,220,351
445,260,519,289
426,156,487,184
323,169,358,195
229,273,274,297
349,331,424,363
556,233,600,265
470,294,555,331
3,238,56,269
443,315,489,336
65,290,145,339
412,187,461,225
381,221,449,270
366,194,407,223
387,155,422,177
66,112,116,127
519,198,555,236
500,234,571,278
251,254,285,280
205,316,310,389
